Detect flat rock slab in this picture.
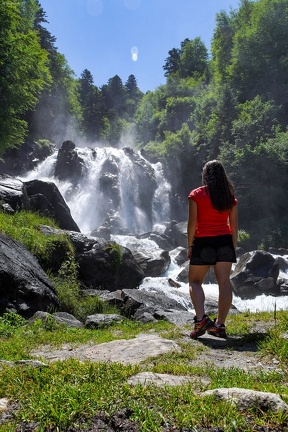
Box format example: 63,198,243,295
31,333,180,365
128,372,210,388
0,399,8,411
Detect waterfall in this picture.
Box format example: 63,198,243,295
23,146,172,235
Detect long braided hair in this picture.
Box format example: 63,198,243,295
202,160,235,212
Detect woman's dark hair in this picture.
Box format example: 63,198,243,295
202,160,235,211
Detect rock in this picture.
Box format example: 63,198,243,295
39,226,145,291
31,333,181,365
275,256,288,272
119,288,194,325
24,179,80,232
83,289,124,308
54,140,86,183
85,313,123,329
0,140,54,176
203,387,288,413
0,398,9,412
164,220,187,248
31,311,85,327
0,174,30,211
268,247,288,256
132,249,171,277
169,246,187,266
138,232,176,251
168,278,181,288
230,250,280,299
0,234,59,318
128,372,195,387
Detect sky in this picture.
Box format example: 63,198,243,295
39,0,241,93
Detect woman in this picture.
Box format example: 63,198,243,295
187,160,238,339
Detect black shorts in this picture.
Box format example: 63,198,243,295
189,234,236,266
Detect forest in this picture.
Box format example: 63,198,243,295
0,0,288,249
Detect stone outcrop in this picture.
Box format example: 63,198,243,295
203,388,288,413
132,249,171,277
39,226,145,291
231,250,280,299
24,179,80,232
0,234,59,318
54,140,86,183
0,174,30,211
0,173,80,232
164,220,187,248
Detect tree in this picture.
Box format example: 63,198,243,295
163,38,209,81
229,0,288,118
124,74,143,119
163,48,181,77
78,69,105,142
0,0,50,154
179,37,209,79
211,10,235,83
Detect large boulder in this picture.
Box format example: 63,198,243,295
54,140,86,183
119,288,194,325
0,234,59,318
39,226,145,291
132,249,171,277
24,179,80,232
0,174,30,211
230,250,280,299
164,220,187,248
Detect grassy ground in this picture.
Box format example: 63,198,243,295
0,311,287,431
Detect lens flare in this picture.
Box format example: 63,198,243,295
131,46,138,62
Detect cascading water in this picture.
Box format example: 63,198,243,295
22,144,288,314
23,145,172,235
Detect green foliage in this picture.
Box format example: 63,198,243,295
105,243,122,271
52,275,107,322
0,211,74,271
0,312,26,337
163,37,209,80
0,0,51,153
237,229,251,249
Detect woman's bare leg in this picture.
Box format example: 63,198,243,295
213,261,233,324
189,265,210,319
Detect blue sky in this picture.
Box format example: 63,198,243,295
39,0,241,93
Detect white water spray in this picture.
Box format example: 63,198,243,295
23,146,172,235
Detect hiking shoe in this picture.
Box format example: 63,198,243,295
189,315,213,339
207,319,227,338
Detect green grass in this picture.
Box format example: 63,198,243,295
0,311,287,431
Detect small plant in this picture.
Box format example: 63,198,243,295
105,242,122,271
0,312,26,337
237,229,251,249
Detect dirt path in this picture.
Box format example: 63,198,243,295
31,320,283,376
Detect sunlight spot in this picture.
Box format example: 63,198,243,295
87,0,104,17
124,0,141,11
131,46,138,62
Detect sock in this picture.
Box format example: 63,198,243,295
214,322,221,328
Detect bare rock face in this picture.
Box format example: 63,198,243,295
0,234,59,318
0,174,30,211
0,173,80,232
54,140,85,183
230,250,280,299
132,249,171,277
24,179,80,232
